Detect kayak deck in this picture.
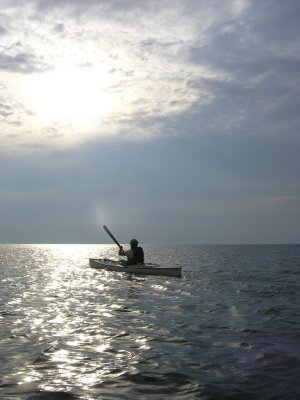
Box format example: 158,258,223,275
89,259,182,277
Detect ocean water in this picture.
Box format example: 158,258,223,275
0,244,299,400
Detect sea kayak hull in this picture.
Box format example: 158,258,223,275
89,259,182,277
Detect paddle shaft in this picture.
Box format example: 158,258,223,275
103,225,122,248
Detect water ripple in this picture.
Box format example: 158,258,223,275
0,244,299,399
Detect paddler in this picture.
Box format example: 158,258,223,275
118,239,144,266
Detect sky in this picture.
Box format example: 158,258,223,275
0,0,299,245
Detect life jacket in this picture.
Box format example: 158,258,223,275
127,246,144,265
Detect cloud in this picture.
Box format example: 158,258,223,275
0,1,299,213
1,122,299,243
0,52,47,73
0,25,7,35
1,0,268,150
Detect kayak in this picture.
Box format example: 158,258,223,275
89,258,182,277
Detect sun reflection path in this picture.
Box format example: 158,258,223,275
4,244,160,396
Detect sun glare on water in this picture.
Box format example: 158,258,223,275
21,65,117,127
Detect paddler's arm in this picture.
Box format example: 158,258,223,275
118,246,125,256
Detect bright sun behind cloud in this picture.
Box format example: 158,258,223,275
20,65,118,127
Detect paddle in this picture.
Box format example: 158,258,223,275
103,225,122,248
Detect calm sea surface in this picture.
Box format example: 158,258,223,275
0,244,299,400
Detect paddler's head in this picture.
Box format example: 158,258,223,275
130,239,138,248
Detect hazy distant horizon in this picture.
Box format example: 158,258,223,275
1,242,299,246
